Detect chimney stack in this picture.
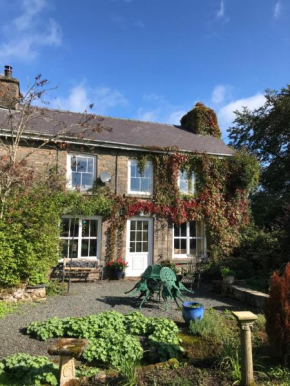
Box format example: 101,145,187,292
4,65,13,78
0,65,20,110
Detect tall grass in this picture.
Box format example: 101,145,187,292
115,359,139,386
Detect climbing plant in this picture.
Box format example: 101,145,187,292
105,148,260,262
180,102,222,138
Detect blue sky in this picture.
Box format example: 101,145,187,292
0,0,289,140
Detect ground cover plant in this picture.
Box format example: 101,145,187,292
2,309,289,385
27,311,183,366
0,301,18,319
0,353,58,386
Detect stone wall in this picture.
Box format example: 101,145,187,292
0,142,194,267
0,285,46,303
0,75,19,109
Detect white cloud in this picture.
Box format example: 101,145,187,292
211,84,228,104
0,0,61,62
167,110,187,125
218,93,266,134
136,108,159,122
137,94,188,125
216,0,225,19
56,83,128,114
13,0,47,31
274,1,282,19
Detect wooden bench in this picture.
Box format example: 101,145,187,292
61,259,103,282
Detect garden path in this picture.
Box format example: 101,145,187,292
0,281,256,359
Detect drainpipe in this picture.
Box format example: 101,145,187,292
115,151,118,195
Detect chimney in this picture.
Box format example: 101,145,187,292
0,65,20,110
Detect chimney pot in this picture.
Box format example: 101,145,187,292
4,65,13,77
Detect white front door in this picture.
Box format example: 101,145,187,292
126,218,153,277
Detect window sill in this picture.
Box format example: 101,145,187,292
125,193,152,199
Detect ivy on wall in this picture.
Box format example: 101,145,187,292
180,102,222,138
106,148,260,262
0,148,259,286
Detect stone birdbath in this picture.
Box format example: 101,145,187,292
48,338,89,386
232,311,257,386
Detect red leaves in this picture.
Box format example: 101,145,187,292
265,264,290,363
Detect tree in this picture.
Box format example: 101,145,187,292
0,74,110,218
228,85,290,228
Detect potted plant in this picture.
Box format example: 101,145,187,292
106,258,128,279
182,302,204,325
220,267,235,285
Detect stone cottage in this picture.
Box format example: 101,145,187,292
0,66,235,278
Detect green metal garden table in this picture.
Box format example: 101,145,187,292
125,265,194,309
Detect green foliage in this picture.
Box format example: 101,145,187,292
229,84,290,241
83,331,143,366
115,359,139,386
0,354,58,386
218,336,241,383
124,311,148,335
27,317,67,340
220,267,235,278
0,174,113,287
0,301,18,319
266,366,290,385
180,102,221,138
189,309,228,339
45,280,67,296
147,317,183,361
75,365,100,378
27,311,182,365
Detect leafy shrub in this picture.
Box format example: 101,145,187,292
0,176,113,288
265,263,290,364
83,331,143,366
27,317,67,340
147,317,183,360
0,353,58,386
189,309,228,340
45,281,67,296
124,311,148,335
27,311,182,365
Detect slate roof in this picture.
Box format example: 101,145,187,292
0,107,234,156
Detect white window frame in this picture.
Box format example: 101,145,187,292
178,170,195,195
60,216,102,260
173,221,206,258
127,159,153,195
67,154,96,191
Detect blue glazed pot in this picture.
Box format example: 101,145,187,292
114,269,124,280
182,302,204,325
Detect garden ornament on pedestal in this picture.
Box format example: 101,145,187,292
48,338,89,386
232,311,257,386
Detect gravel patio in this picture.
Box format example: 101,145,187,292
0,280,255,359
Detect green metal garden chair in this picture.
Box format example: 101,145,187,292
124,264,162,308
160,267,194,310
